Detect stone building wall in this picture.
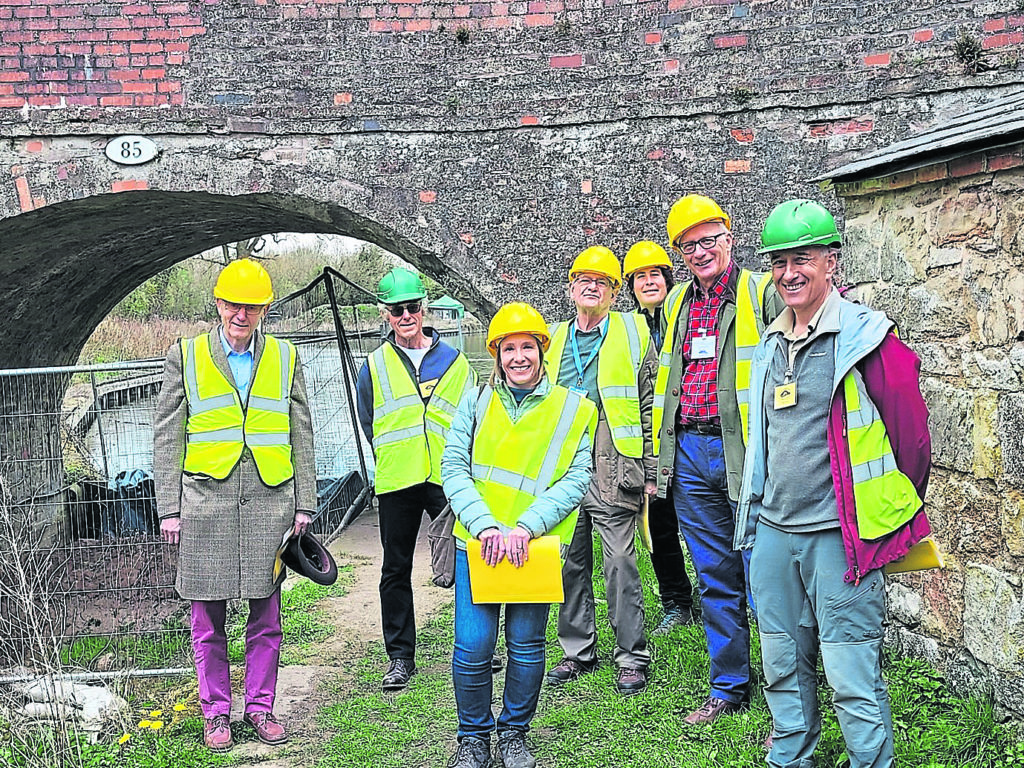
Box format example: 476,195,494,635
837,144,1024,717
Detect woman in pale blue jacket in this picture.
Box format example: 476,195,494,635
441,302,595,768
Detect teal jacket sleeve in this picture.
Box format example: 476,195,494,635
514,428,593,538
440,387,498,538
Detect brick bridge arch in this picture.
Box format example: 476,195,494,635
0,189,494,368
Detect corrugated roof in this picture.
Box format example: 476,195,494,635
812,89,1024,183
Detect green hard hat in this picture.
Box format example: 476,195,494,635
376,267,426,303
758,199,842,254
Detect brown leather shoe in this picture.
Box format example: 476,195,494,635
545,657,597,686
683,696,742,725
204,714,233,752
615,667,647,696
244,711,288,745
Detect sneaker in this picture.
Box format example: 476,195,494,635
497,730,536,768
545,657,597,686
683,696,743,725
615,667,647,696
203,714,233,752
491,655,503,673
382,658,416,691
243,711,288,745
651,604,694,637
447,736,492,768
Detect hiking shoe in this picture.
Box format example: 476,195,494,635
447,736,492,768
651,604,694,637
497,730,536,768
382,658,416,691
683,696,743,725
545,657,597,686
243,711,288,745
203,714,233,752
615,667,647,696
491,654,503,673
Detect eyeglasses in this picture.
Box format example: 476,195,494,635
573,275,613,290
386,301,422,317
220,300,266,316
672,231,729,255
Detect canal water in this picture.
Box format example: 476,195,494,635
82,331,492,481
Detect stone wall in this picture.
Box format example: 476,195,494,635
837,146,1024,718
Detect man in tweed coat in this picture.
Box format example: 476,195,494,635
155,259,317,753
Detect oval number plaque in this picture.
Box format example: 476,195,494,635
104,135,159,166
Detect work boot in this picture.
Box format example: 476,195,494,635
683,696,743,725
447,736,492,768
203,714,233,753
651,603,694,637
382,658,416,691
243,711,288,745
615,667,647,696
497,729,536,768
545,657,597,686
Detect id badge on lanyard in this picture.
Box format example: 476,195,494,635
691,332,716,360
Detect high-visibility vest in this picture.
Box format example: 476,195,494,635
842,368,923,539
546,312,650,458
181,333,296,487
369,343,473,494
652,269,772,455
453,384,597,549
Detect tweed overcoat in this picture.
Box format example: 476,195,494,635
154,327,317,601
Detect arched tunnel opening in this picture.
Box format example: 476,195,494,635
0,189,494,370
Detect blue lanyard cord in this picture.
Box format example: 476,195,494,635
570,320,606,388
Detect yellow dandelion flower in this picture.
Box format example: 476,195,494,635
173,703,186,712
138,719,151,728
149,710,163,717
118,733,131,745
150,720,164,730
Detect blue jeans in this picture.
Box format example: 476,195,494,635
672,430,751,705
751,523,893,768
453,548,551,740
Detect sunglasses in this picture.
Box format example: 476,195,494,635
386,301,422,317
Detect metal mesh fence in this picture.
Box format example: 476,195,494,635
0,268,372,677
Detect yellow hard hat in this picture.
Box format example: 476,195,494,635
666,194,732,247
623,241,672,277
213,259,274,305
487,302,550,357
568,246,622,289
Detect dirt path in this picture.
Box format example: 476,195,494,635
231,506,452,766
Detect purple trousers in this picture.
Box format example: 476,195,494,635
190,589,282,718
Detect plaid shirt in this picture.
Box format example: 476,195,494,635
678,260,735,426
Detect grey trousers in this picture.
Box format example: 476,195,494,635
556,498,650,670
750,523,894,768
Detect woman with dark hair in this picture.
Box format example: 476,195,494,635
622,241,696,636
441,302,596,768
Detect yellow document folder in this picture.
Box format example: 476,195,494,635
884,537,944,575
467,535,564,604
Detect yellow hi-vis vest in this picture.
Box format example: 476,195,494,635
181,333,296,487
843,368,923,540
453,385,598,549
369,343,473,494
651,269,772,455
546,312,650,458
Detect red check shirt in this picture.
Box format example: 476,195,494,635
678,260,735,426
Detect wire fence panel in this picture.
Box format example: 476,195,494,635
0,269,373,678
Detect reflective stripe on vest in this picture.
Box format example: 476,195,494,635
453,384,597,550
546,312,649,458
734,271,774,445
369,343,473,493
651,269,770,455
843,368,923,540
181,333,296,486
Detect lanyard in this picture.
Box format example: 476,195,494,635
570,319,606,389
